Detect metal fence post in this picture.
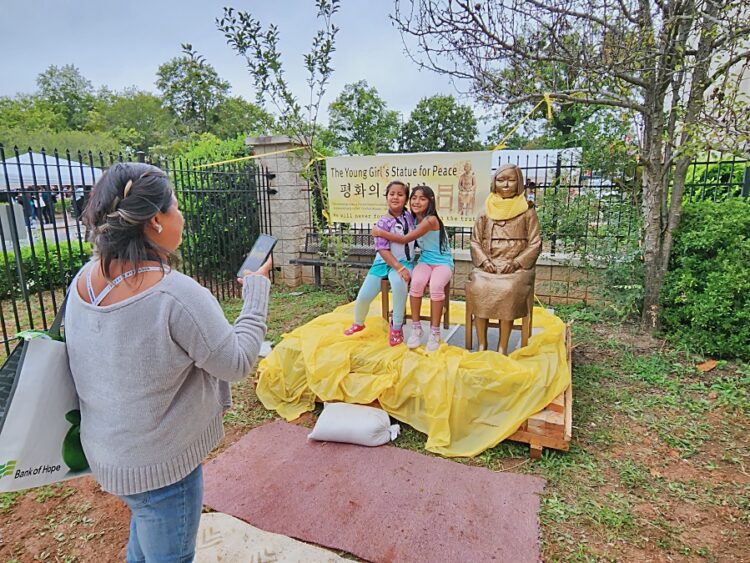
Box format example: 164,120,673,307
5,206,29,306
742,167,750,198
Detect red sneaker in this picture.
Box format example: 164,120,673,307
344,323,365,336
389,326,404,346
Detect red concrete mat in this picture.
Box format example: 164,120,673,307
204,420,545,563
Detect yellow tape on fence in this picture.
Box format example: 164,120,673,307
492,93,555,151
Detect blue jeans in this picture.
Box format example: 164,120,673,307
120,464,203,563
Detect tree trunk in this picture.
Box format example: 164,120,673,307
639,88,669,332
641,161,668,331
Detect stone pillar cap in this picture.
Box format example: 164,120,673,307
246,134,311,147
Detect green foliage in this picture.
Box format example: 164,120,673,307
536,187,644,319
319,228,364,301
36,64,95,131
0,95,66,132
328,80,400,154
168,134,256,281
0,241,91,298
218,0,339,143
156,44,231,134
170,132,248,163
400,95,481,152
0,128,121,157
87,88,178,151
218,0,340,257
209,96,276,139
684,160,748,202
661,199,750,360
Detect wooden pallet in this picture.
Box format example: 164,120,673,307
507,322,573,458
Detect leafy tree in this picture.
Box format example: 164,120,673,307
217,1,339,144
218,0,340,228
0,128,121,155
87,88,178,151
209,96,277,139
156,44,231,133
328,80,400,154
0,95,66,132
174,132,248,163
400,95,481,152
393,0,750,330
36,64,95,130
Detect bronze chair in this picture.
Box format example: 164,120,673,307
465,292,534,354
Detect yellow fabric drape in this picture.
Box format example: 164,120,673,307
484,193,529,221
256,300,570,458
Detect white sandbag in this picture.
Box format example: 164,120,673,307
308,402,400,447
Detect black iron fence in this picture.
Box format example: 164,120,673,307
0,145,272,356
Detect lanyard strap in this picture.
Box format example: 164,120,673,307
85,264,165,306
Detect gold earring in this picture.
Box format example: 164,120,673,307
155,224,163,234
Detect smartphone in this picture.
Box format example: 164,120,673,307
237,234,277,277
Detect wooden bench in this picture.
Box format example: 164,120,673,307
291,230,451,328
290,231,376,287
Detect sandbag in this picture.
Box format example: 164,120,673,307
308,402,400,446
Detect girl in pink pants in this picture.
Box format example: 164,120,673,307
372,186,454,352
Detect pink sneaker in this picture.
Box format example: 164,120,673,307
344,323,365,336
389,326,404,346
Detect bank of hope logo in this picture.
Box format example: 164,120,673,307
0,460,16,478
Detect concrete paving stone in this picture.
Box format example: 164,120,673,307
195,512,347,563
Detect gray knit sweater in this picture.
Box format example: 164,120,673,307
65,267,270,496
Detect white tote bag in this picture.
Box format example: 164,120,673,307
0,297,89,492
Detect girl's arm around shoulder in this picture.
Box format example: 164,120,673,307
167,273,271,382
373,216,437,243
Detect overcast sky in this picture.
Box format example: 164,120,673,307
1,0,484,129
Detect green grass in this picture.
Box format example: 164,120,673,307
215,291,750,560
3,288,747,561
221,284,348,345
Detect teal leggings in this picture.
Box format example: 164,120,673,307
354,271,408,328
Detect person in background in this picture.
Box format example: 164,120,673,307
65,162,272,562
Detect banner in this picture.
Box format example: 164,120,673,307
326,152,493,227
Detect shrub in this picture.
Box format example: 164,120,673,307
684,161,748,201
661,199,750,360
0,242,91,298
169,134,258,281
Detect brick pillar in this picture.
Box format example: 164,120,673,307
246,135,310,287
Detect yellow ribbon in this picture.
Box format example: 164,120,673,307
193,146,308,169
484,193,529,221
493,93,554,150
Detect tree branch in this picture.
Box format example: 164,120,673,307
707,50,750,87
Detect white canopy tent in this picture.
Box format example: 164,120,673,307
1,152,103,188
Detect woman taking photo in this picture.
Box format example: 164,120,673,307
65,162,271,562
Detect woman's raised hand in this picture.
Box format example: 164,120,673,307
237,256,273,284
